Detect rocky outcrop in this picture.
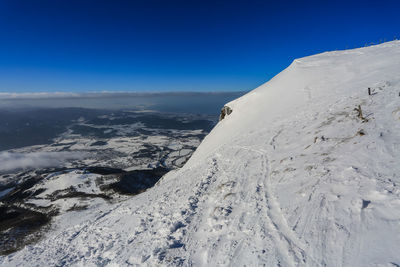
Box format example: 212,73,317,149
219,106,232,121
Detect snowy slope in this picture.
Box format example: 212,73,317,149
2,41,400,266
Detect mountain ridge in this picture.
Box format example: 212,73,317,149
2,41,400,266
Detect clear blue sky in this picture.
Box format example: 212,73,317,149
0,0,399,92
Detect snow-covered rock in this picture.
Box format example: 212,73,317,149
2,41,400,266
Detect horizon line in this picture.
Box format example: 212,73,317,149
0,90,248,100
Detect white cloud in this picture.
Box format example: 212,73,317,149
0,92,82,99
0,151,85,172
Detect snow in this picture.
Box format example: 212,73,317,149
24,170,105,212
179,149,192,157
2,41,400,266
34,170,102,197
174,157,187,166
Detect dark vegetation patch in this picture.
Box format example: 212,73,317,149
33,167,68,176
66,204,89,212
48,188,112,201
85,166,125,175
1,177,44,202
0,204,51,255
90,141,108,146
131,144,163,159
103,167,169,195
178,133,207,139
0,183,15,198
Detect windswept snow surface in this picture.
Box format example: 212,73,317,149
2,41,400,266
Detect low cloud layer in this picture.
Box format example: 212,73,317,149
0,92,82,99
0,91,244,99
0,91,246,113
0,151,85,172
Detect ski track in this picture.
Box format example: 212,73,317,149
160,143,311,267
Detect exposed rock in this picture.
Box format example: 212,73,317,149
219,106,232,121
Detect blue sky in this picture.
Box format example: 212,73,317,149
0,0,399,93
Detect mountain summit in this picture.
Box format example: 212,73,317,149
2,41,400,266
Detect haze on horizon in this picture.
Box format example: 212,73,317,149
0,0,399,93
0,91,246,113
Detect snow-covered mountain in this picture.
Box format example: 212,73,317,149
2,41,400,266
